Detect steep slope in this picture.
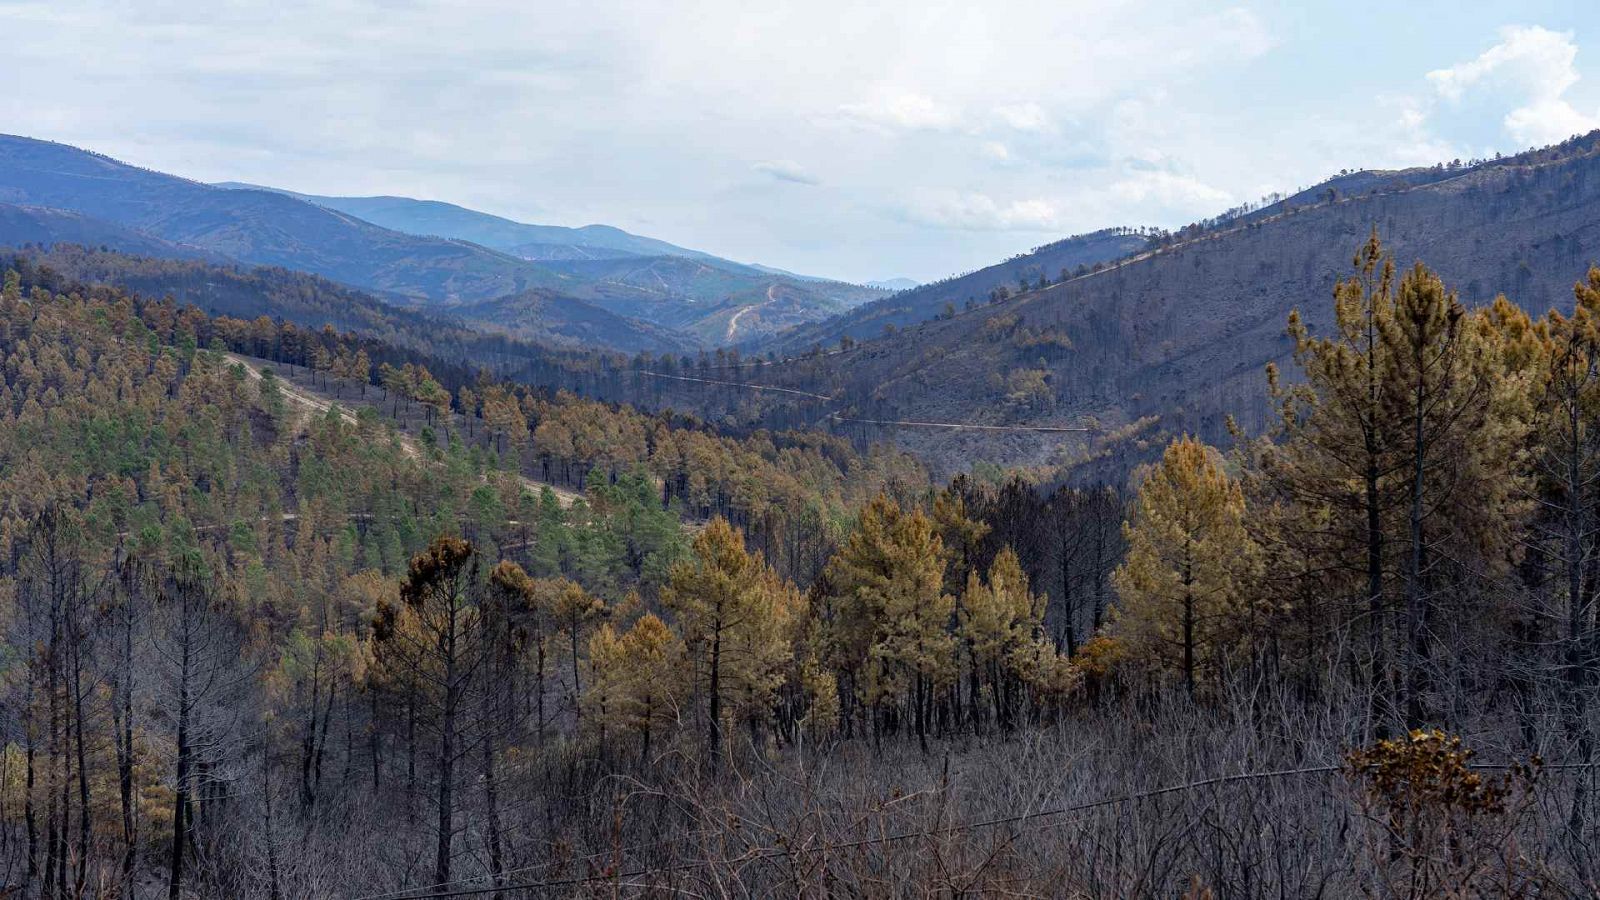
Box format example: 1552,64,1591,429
3,244,688,355
702,133,1600,476
0,202,226,261
217,182,889,342
769,228,1151,352
0,134,543,302
446,287,696,353
222,350,584,508
529,255,883,344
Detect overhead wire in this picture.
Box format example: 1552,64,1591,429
629,372,1096,434
354,757,1571,899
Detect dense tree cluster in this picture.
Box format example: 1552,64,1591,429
1100,234,1564,728
0,265,1043,896
8,234,1600,896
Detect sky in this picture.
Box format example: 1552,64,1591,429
1,1,1598,284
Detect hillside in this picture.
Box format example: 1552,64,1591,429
666,133,1600,476
218,182,889,342
0,201,228,261
530,254,882,344
0,136,887,348
768,228,1151,352
447,286,696,353
0,134,552,302
0,244,686,357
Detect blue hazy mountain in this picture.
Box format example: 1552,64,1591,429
0,135,883,345
212,183,726,263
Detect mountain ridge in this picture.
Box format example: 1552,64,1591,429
0,135,883,346
212,181,727,263
768,227,1152,352
0,134,546,302
213,181,889,343
658,131,1600,478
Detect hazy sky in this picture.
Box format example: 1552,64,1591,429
2,1,1598,283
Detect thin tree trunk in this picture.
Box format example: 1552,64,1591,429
434,600,461,887
1404,372,1429,729
1365,451,1388,735
71,637,91,898
24,665,39,889
709,620,723,770
169,638,191,900
263,753,284,900
116,606,137,881
483,728,504,900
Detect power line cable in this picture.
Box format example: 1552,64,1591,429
358,765,1342,898
630,370,836,401
357,758,1570,899
829,413,1091,433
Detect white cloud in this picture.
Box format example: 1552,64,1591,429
898,190,1066,232
753,159,819,185
1422,25,1599,147
1427,26,1579,102
837,87,961,132
1215,6,1275,59
0,0,1398,283
980,141,1013,163
995,102,1051,132
1108,169,1232,209
1505,99,1598,147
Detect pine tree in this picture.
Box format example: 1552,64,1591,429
586,613,684,764
1382,261,1532,725
1485,269,1600,838
540,577,604,728
1262,230,1406,717
960,547,1048,730
1113,437,1260,696
823,495,952,751
663,517,795,768
1263,234,1534,727
370,536,485,887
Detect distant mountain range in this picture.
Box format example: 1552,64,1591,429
210,182,887,345
211,183,732,263
13,131,1588,481
867,278,919,291
0,134,883,348
4,243,689,359
0,136,549,302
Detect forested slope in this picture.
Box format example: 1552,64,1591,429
5,214,1600,897
769,227,1151,352
703,132,1600,476
0,203,223,261
0,244,691,355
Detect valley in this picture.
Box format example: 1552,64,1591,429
639,134,1600,477
6,64,1600,894
0,135,887,353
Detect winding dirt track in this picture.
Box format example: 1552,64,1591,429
224,353,583,507
725,284,780,342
